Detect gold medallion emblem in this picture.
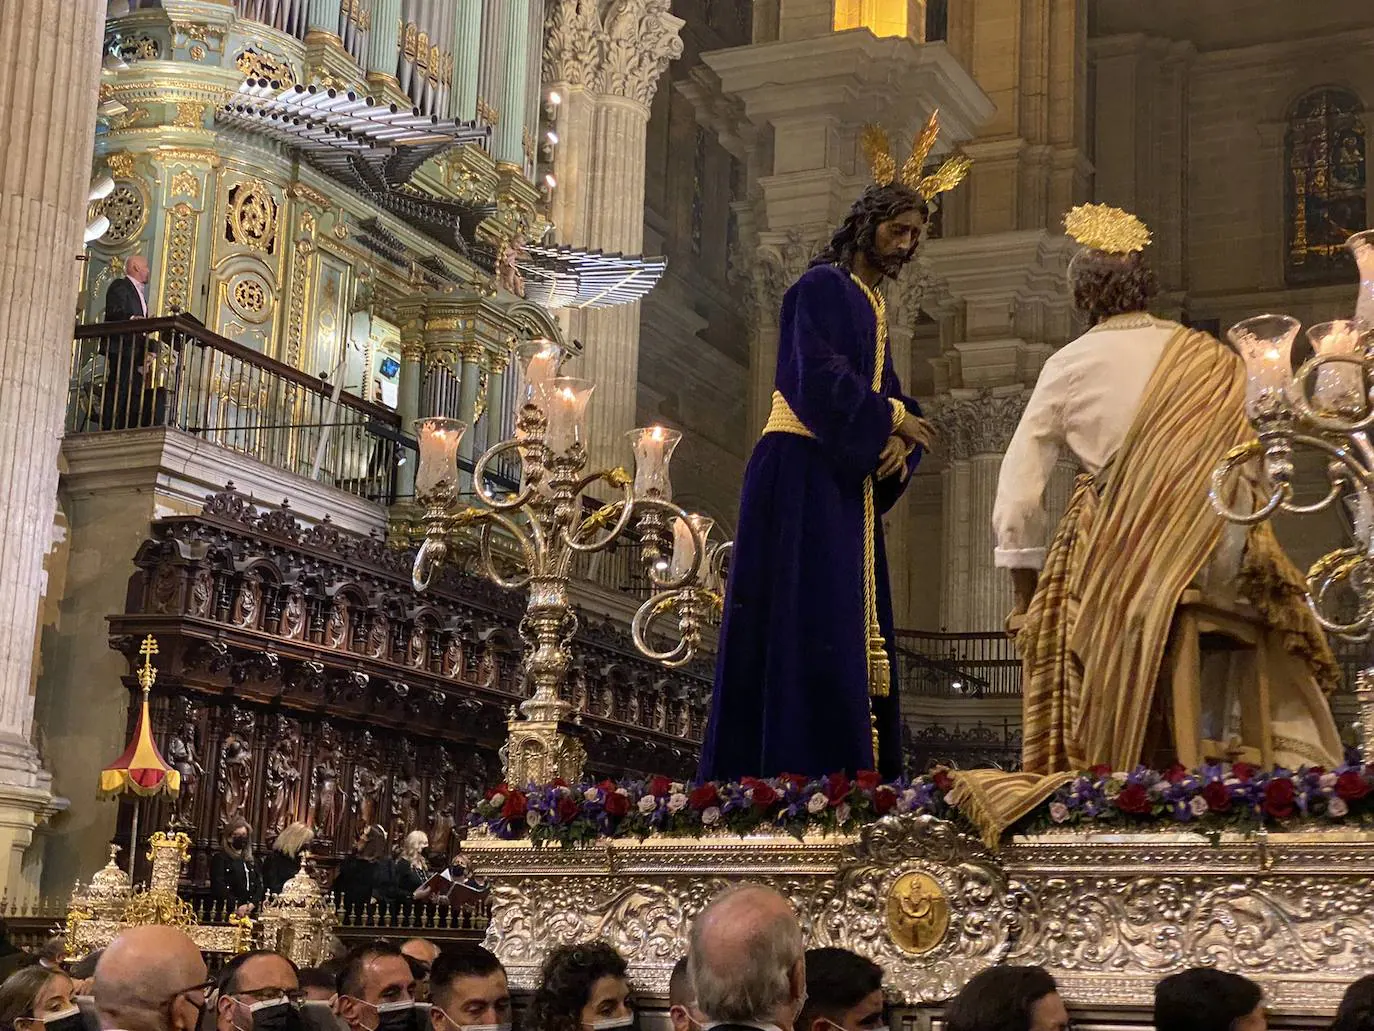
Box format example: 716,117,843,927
886,870,950,955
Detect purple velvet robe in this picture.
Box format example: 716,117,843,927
698,264,923,783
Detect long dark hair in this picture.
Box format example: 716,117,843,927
811,183,929,271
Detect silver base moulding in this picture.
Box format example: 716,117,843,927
459,815,1374,1016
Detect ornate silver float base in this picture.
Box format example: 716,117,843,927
460,816,1374,1015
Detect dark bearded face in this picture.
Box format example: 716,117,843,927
865,208,926,277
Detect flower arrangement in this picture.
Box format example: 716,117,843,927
469,762,1374,847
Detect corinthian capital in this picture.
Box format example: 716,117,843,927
543,0,685,107
927,389,1030,461
600,0,685,106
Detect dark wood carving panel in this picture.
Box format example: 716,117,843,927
109,486,712,883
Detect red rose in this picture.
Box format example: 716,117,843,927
646,775,672,797
486,783,511,802
1089,764,1112,778
750,782,780,808
1164,763,1188,785
781,773,811,793
824,772,851,806
1231,762,1257,784
550,778,569,789
874,786,897,815
1309,767,1327,777
1263,777,1296,819
1202,781,1231,813
932,770,953,793
603,791,630,818
1336,771,1371,801
501,790,528,822
556,795,579,823
688,784,719,810
1115,783,1151,815
855,770,883,792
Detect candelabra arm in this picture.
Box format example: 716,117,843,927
1289,352,1374,435
413,535,447,592
477,513,540,590
641,497,708,591
631,591,696,668
472,437,547,512
563,475,637,554
1209,440,1289,524
1307,546,1374,636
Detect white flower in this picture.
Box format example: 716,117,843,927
526,810,542,828
835,802,852,824
899,788,919,813
702,806,722,826
1188,795,1209,817
670,782,685,793
807,792,828,814
584,788,601,803
667,792,689,814
489,793,505,808
1321,772,1339,790
1329,797,1350,818
637,794,657,815
1049,802,1070,824
1148,782,1167,799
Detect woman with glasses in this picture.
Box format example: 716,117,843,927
0,965,82,1031
524,944,633,1031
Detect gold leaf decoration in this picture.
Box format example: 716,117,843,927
917,154,973,202
860,124,897,188
900,109,941,189
1063,203,1153,255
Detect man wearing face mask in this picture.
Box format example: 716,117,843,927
688,885,807,1031
94,925,211,1031
429,945,510,1031
794,951,884,1031
668,958,705,1031
335,942,421,1031
215,951,303,1031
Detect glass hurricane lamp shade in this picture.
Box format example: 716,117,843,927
1349,230,1374,329
669,514,715,581
1308,320,1368,414
413,417,466,501
536,377,595,453
1228,314,1301,421
627,425,682,500
517,338,565,405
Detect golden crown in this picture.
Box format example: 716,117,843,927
1063,203,1152,255
860,110,972,201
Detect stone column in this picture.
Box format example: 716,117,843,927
493,0,531,166
457,343,483,472
395,304,425,499
544,0,685,475
366,0,401,85
451,0,483,120
0,0,103,897
307,0,342,34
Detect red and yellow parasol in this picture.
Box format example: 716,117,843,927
100,636,179,870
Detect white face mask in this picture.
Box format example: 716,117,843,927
590,1018,635,1031
461,1025,511,1031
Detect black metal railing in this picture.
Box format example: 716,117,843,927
69,317,407,505
894,630,1021,698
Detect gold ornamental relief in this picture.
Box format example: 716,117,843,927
173,102,208,130
886,870,950,955
170,170,200,200
107,152,136,179
226,181,279,253
235,48,296,87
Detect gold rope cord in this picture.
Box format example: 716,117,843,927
847,273,891,767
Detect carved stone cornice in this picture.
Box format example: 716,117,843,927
543,0,685,108
927,389,1030,461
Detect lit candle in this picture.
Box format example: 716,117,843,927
1308,319,1367,413
520,339,563,403
669,514,715,581
413,417,466,500
537,377,595,453
627,425,683,499
1228,314,1300,420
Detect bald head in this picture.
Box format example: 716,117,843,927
96,926,207,1031
125,256,149,284
689,886,805,1028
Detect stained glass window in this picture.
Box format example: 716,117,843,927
1286,88,1367,285
691,126,707,256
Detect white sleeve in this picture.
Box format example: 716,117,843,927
992,360,1069,570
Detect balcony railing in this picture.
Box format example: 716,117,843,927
69,317,406,504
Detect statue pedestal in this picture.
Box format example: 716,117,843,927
461,817,1374,1016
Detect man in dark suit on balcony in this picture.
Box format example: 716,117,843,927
100,255,163,428
688,886,808,1031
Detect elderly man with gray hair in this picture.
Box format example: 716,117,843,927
688,885,807,1031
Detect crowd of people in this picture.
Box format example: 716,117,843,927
0,883,1370,1031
